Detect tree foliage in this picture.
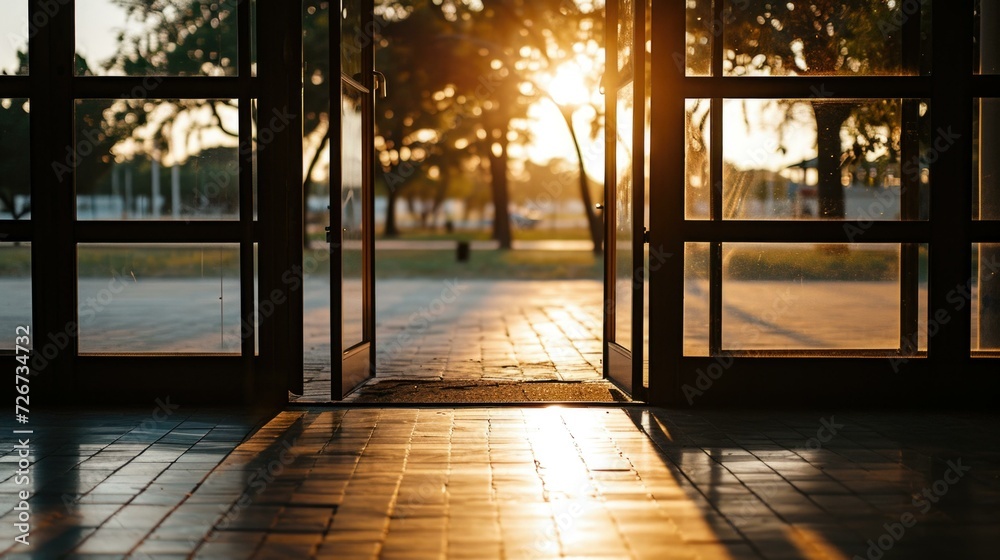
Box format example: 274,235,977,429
685,0,931,218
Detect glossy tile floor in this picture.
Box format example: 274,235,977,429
2,407,999,559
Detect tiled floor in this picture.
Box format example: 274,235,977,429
3,407,999,558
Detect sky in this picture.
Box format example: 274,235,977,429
0,2,812,181
2,1,127,74
76,0,131,70
0,3,27,74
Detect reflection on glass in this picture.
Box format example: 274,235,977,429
305,1,331,240
722,243,908,351
252,98,259,220
342,0,364,78
975,99,1000,220
918,246,929,352
342,83,365,350
686,98,710,220
684,0,712,76
615,82,634,350
75,0,237,77
0,99,30,220
251,0,258,76
0,3,28,74
974,244,1000,351
722,99,930,221
722,1,918,76
0,243,31,348
78,244,241,354
684,243,710,357
977,0,1000,74
617,0,633,74
75,99,240,220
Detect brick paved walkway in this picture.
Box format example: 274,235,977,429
3,407,998,558
300,280,604,401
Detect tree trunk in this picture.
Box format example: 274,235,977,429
812,102,852,219
559,106,603,254
384,185,400,238
489,139,513,250
302,126,330,249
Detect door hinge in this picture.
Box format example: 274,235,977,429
643,228,650,244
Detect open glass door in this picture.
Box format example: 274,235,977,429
331,0,377,399
604,0,648,398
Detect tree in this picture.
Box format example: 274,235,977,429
0,97,30,221
375,0,605,249
686,0,927,219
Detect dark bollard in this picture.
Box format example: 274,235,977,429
456,241,470,262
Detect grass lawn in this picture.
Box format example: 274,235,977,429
367,249,603,280
1,243,933,283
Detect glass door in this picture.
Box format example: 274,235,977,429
604,0,648,398
331,0,376,399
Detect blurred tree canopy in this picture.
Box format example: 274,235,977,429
685,0,931,219
372,0,605,248
23,0,607,242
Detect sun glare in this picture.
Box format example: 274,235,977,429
545,63,593,107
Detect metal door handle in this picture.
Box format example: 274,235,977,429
373,71,388,98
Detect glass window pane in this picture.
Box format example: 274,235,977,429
343,83,365,350
75,0,237,77
723,99,930,221
722,1,925,77
78,244,241,354
305,0,330,242
974,243,1000,351
722,243,910,351
251,0,258,76
617,0,633,74
977,0,1000,74
75,99,240,221
0,243,31,349
686,98,710,220
614,82,634,350
685,0,712,76
0,98,30,220
0,3,28,74
684,242,710,357
252,98,258,220
342,0,363,78
975,99,1000,220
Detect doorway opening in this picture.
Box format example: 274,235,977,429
292,0,647,404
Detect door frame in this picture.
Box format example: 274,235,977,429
648,2,1000,407
0,0,303,407
330,0,377,400
604,0,648,401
